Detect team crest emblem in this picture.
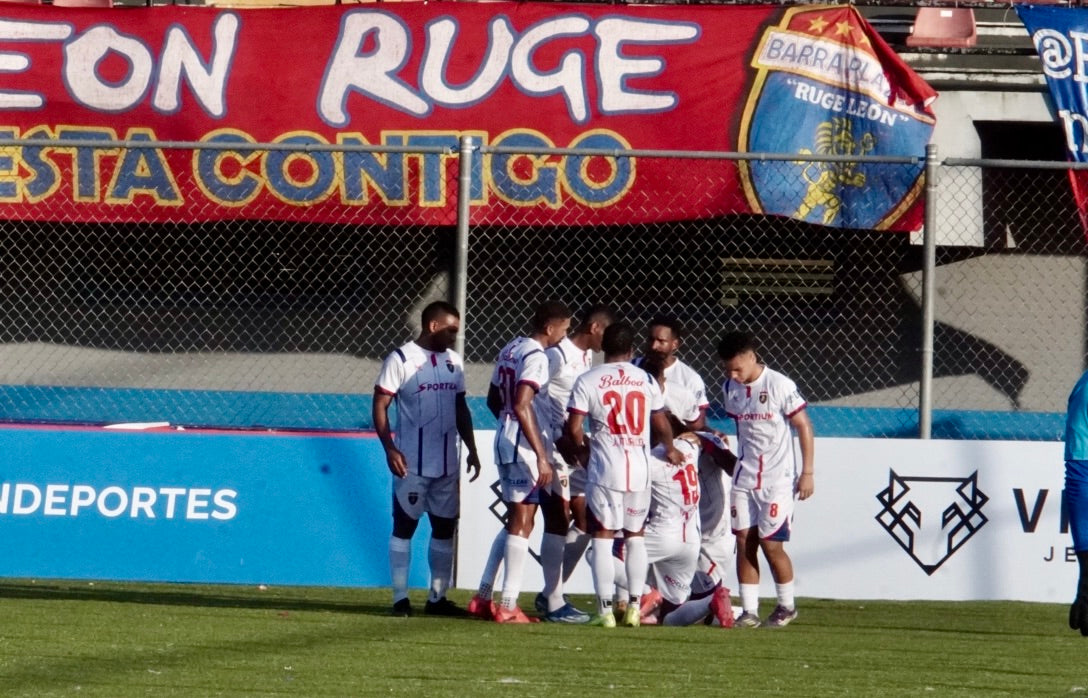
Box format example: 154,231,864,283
759,390,768,404
737,6,935,229
875,470,988,575
407,491,419,506
446,359,455,373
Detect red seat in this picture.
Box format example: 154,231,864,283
906,7,977,49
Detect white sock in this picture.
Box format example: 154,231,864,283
612,549,629,595
390,536,412,603
562,526,591,582
624,537,647,609
740,583,760,614
499,534,530,611
540,533,566,612
590,537,616,615
428,537,454,603
476,529,507,598
663,596,713,626
776,580,795,610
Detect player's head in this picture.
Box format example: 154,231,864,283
717,330,760,383
530,300,573,348
574,304,615,352
601,321,636,361
641,350,666,384
419,301,461,351
646,315,684,362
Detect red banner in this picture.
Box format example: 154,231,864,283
0,3,935,228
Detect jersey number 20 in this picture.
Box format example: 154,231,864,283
603,390,646,435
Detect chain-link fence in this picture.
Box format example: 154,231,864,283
0,137,1080,439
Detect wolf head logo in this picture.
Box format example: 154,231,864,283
875,470,989,575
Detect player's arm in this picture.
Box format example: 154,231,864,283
650,409,683,465
486,382,503,419
512,382,553,488
456,392,481,482
564,410,589,468
790,408,815,500
686,408,708,432
372,391,408,478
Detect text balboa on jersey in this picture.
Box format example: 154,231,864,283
0,483,238,520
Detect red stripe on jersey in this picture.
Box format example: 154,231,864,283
786,402,808,418
746,386,751,398
625,450,631,491
430,354,437,366
756,454,764,490
375,386,396,396
517,379,541,393
568,408,588,415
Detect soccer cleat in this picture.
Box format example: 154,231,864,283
534,592,548,615
639,588,663,618
544,603,591,624
492,604,539,624
424,597,467,617
709,586,734,628
391,598,412,617
621,604,641,627
734,611,762,628
467,594,493,620
588,612,617,628
765,604,798,628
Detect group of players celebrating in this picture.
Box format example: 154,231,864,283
374,300,815,629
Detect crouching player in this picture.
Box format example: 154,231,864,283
615,426,733,627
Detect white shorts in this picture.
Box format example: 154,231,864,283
498,460,540,504
698,532,736,585
569,465,587,498
646,531,699,605
587,483,650,532
393,472,459,520
547,458,573,500
731,484,794,541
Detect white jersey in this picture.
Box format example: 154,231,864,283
722,366,807,490
662,379,701,426
697,443,732,541
545,337,593,436
647,438,702,544
491,336,552,465
568,361,664,492
375,341,466,478
633,357,710,414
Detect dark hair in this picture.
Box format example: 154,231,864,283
530,300,573,334
648,315,684,341
717,330,759,361
575,304,615,333
602,321,636,356
421,301,460,326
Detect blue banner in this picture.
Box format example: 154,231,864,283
1018,6,1088,160
0,426,429,587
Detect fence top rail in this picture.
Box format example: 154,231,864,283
943,157,1088,170
0,137,924,165
0,138,457,155
481,145,923,164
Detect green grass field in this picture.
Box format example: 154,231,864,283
0,580,1083,697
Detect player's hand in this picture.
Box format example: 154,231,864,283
1070,595,1088,636
385,448,408,479
796,472,814,500
536,456,553,489
465,451,481,482
664,445,684,465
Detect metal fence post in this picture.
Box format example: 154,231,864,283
454,135,476,358
919,143,938,439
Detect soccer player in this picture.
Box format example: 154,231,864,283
536,305,614,623
488,300,573,623
717,330,814,628
373,301,482,617
566,321,682,627
697,430,737,592
634,316,710,430
1064,369,1088,636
